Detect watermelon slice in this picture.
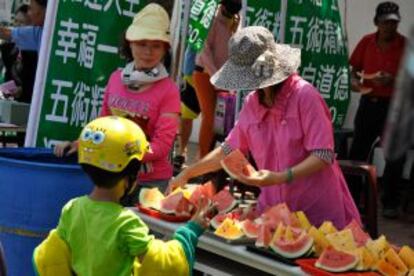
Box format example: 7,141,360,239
210,207,246,229
255,224,273,248
188,181,216,205
270,229,314,259
399,246,414,269
315,247,358,273
295,211,311,231
366,235,390,261
261,203,297,228
159,192,195,216
211,213,232,229
377,248,409,276
307,226,330,257
220,149,256,179
139,188,165,210
352,246,375,271
356,71,381,80
326,229,357,252
211,189,237,213
241,219,260,239
318,221,338,235
345,219,371,247
214,218,244,240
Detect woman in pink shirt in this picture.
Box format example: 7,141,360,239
169,26,360,228
55,4,180,198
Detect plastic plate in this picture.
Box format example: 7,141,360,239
295,259,381,276
204,230,255,245
137,205,192,223
246,245,299,266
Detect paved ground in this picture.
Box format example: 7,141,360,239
378,202,414,247
182,142,414,248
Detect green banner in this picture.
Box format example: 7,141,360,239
187,0,220,52
35,1,147,146
285,0,349,127
245,0,282,41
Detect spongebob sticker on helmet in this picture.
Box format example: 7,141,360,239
123,141,144,157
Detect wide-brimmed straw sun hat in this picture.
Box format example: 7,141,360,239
126,3,170,45
211,26,301,91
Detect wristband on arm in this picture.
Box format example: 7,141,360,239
286,168,294,183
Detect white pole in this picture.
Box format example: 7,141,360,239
171,0,191,87
279,0,288,43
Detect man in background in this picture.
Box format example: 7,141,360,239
349,1,407,219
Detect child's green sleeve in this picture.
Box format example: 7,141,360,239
172,221,205,273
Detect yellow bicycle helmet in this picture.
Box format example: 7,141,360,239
78,116,149,172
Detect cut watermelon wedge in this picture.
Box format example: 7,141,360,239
356,71,381,80
270,231,314,259
188,181,216,205
315,247,358,273
139,188,165,210
296,259,379,276
221,149,256,179
160,192,195,216
255,224,273,248
261,203,297,228
211,189,237,214
241,219,260,239
210,213,231,229
345,219,371,247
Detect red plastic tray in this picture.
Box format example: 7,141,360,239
295,259,380,276
137,205,192,223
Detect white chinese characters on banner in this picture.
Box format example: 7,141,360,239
190,0,205,21
46,79,104,127
71,82,104,127
289,16,344,55
71,0,140,17
301,64,349,102
246,6,281,41
200,1,217,29
306,17,323,53
317,65,335,99
289,16,307,48
333,68,349,101
295,0,321,7
55,18,118,69
45,80,72,123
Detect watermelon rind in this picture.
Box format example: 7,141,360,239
270,233,314,259
211,190,238,214
241,219,259,239
159,192,192,215
210,213,228,229
219,199,238,214
159,207,175,214
315,248,359,273
139,188,164,210
221,161,253,180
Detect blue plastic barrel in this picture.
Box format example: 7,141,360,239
0,148,93,276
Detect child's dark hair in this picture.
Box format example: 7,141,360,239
81,159,141,189
16,4,29,14
34,0,48,8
